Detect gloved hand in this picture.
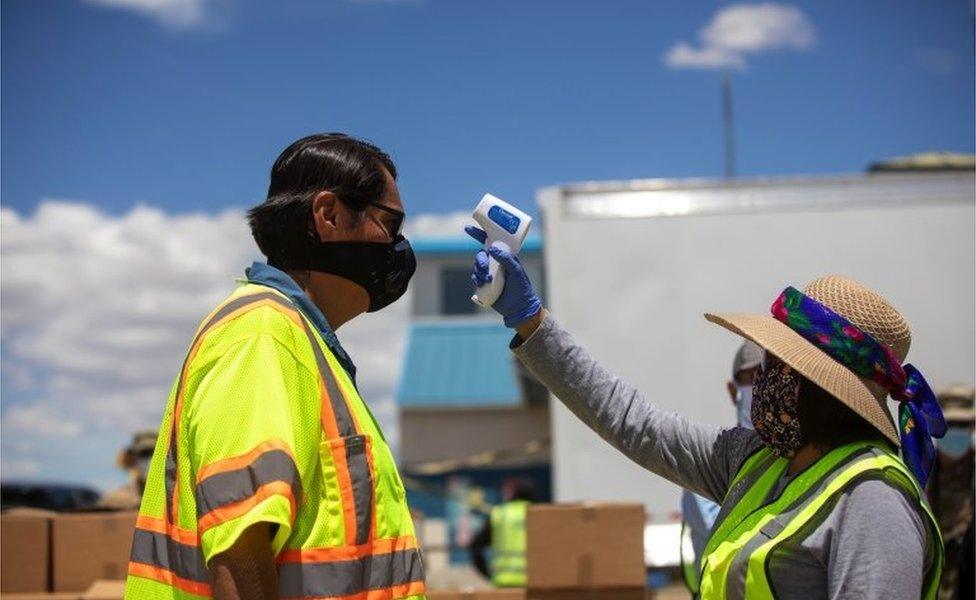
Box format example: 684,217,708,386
465,225,542,328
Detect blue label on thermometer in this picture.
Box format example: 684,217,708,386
488,205,521,234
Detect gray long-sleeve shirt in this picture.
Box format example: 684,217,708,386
512,314,933,600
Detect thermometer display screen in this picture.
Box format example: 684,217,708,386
488,205,521,235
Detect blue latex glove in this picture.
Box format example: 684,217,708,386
465,225,542,328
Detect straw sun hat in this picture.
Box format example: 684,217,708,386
706,275,911,446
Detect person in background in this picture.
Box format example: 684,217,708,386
927,385,974,600
98,431,158,510
466,226,946,599
469,482,537,587
680,341,760,595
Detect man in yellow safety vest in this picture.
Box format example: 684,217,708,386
470,483,536,587
125,133,426,599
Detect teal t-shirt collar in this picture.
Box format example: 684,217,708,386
245,261,357,382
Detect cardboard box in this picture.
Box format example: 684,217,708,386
426,591,526,600
425,592,465,600
0,594,81,600
527,503,645,590
1,509,54,593
425,591,641,600
82,580,125,600
526,589,646,600
475,592,525,600
51,512,136,593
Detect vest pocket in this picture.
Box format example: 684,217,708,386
319,434,374,546
319,433,412,543
370,436,411,539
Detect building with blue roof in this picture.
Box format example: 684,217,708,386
396,233,550,571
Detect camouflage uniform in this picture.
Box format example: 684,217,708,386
98,430,157,510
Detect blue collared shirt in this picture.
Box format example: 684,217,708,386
244,261,357,383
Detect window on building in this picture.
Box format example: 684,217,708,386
440,267,478,315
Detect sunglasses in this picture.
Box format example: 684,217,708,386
364,200,405,238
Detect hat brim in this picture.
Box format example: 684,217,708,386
705,312,900,446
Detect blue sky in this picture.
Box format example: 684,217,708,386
3,0,973,218
0,0,973,490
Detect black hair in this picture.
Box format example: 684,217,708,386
248,133,396,263
797,377,888,450
510,481,538,503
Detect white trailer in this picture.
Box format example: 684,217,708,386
535,171,975,535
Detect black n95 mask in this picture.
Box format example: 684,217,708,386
272,234,416,312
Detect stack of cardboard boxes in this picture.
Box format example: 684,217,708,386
1,509,53,595
429,502,647,600
427,591,526,600
0,510,135,599
2,503,647,599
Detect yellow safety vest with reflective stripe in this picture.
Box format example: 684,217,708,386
698,441,943,600
124,284,425,599
490,500,528,587
679,521,701,595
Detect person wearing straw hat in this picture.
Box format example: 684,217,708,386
465,228,947,599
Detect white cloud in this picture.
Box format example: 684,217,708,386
83,0,220,29
1,458,42,479
4,404,83,439
1,200,467,486
665,42,746,71
664,3,816,71
1,201,256,462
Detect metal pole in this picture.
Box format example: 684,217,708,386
722,74,737,179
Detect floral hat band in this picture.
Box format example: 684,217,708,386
771,286,947,487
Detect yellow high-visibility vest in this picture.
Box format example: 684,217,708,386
124,284,425,599
490,500,528,587
680,520,701,595
698,441,943,600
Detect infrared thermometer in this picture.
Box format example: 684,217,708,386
471,193,533,307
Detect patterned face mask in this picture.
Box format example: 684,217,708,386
751,353,804,458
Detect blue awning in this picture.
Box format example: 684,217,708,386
397,320,522,408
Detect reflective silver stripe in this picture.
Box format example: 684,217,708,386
706,450,778,548
195,449,302,520
343,435,375,546
277,548,424,598
723,446,878,600
164,442,178,521
129,527,210,583
165,292,290,523
298,316,357,437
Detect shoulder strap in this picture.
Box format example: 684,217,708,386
728,446,774,494
703,448,783,563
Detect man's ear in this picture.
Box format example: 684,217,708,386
312,191,340,241
727,380,737,405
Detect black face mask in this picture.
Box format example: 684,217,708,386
272,234,416,312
